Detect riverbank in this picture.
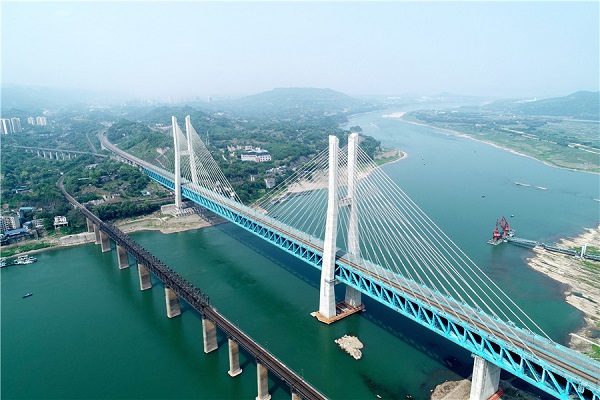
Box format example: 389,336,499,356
113,211,216,234
430,377,540,400
397,114,558,167
525,225,600,355
0,211,216,259
391,113,598,174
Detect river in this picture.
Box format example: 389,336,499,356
2,109,599,399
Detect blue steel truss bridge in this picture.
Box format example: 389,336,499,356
99,116,599,400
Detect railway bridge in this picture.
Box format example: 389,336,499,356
58,176,326,400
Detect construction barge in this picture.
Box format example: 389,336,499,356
487,217,600,262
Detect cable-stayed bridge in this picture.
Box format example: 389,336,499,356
99,116,599,400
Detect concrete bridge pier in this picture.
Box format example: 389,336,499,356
256,362,271,400
94,224,101,244
37,149,40,157
202,317,218,353
291,391,301,400
86,218,94,233
100,230,111,252
470,355,501,400
137,263,152,290
116,245,129,269
227,338,243,377
55,152,59,159
164,287,181,318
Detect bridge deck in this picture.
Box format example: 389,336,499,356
99,134,600,400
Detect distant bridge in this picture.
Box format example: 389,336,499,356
15,145,107,159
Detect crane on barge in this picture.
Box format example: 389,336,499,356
487,216,515,245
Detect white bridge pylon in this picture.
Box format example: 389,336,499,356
316,133,364,323
171,115,240,211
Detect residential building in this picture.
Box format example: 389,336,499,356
53,215,68,228
36,116,47,126
27,117,35,125
1,118,12,134
1,213,22,233
241,148,272,162
11,117,22,132
265,177,276,189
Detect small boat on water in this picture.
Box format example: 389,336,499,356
12,255,37,265
22,293,33,298
0,258,6,268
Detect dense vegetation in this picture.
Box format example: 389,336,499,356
1,87,386,230
105,88,385,202
92,201,166,220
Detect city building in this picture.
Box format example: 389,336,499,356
1,227,30,244
1,213,22,233
10,117,22,132
241,148,272,162
36,116,47,126
264,177,276,189
1,118,12,134
53,216,68,229
27,117,35,125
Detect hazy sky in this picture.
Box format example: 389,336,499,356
2,1,598,99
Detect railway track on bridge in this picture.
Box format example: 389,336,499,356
57,176,326,400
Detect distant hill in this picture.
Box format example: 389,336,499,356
484,91,599,120
139,105,210,126
223,87,373,118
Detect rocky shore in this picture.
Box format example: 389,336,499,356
334,335,363,360
114,211,215,234
525,225,600,352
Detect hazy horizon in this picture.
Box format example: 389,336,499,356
2,1,598,101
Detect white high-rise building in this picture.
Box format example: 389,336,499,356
11,117,22,132
1,119,12,134
36,116,47,126
27,117,35,125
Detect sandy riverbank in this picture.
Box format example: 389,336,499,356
1,211,216,259
526,225,600,351
382,111,407,119
113,211,216,234
378,148,407,164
